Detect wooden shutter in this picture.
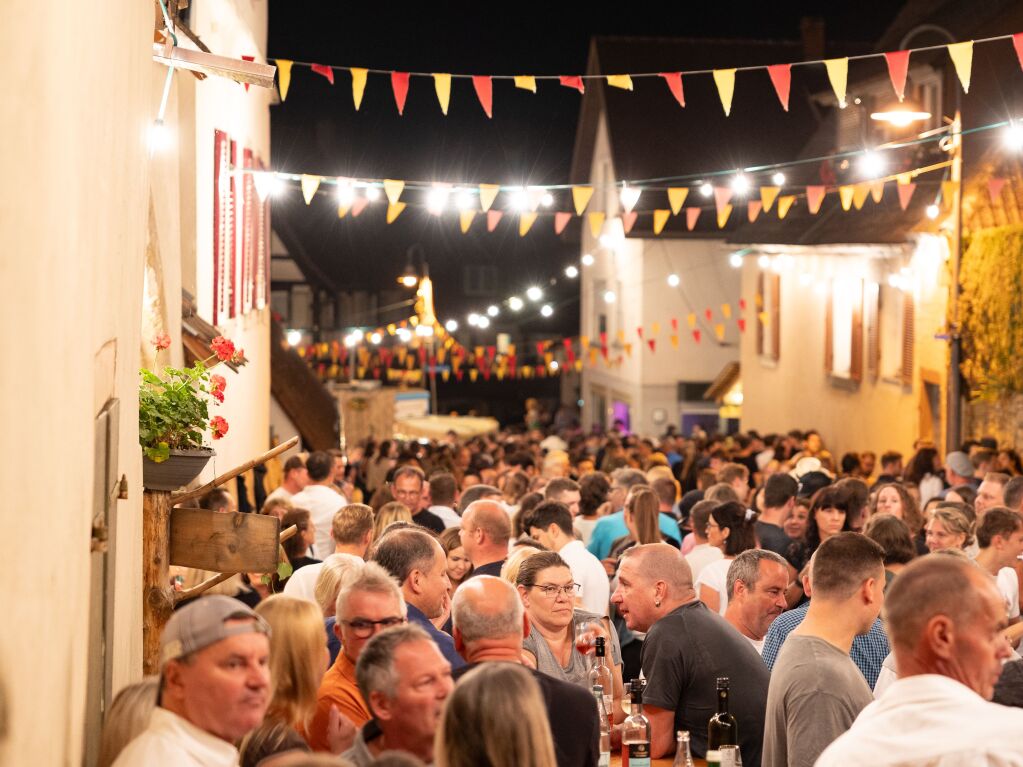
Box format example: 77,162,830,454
212,130,233,325
241,148,256,314
770,273,781,361
824,284,833,373
866,282,880,380
901,291,915,385
756,272,766,356
850,279,864,382
229,139,238,319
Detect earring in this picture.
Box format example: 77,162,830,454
655,599,662,607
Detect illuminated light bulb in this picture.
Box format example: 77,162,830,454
396,328,412,342
467,313,480,327
699,182,713,198
526,286,543,301
363,185,381,202
926,203,940,219
550,360,559,370
540,304,554,317
508,296,524,311
254,171,281,201
455,189,476,211
148,120,172,153
620,185,642,213
541,192,554,207
730,174,750,196
337,183,355,206
603,290,616,304
581,253,595,266
285,329,302,346
729,252,744,268
400,273,418,288
486,305,499,317
859,151,885,178
477,316,490,329
771,172,786,186
887,274,900,288
757,255,771,268
426,187,449,215
799,272,813,286
350,329,364,343
509,187,528,211
343,334,356,348
565,265,579,278
1005,122,1023,150
667,273,680,287
444,319,458,332
369,332,382,345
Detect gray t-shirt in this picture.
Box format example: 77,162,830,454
641,601,770,766
762,634,874,767
523,608,622,689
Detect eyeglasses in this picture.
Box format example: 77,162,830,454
531,583,581,598
340,616,407,638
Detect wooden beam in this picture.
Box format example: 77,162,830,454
169,508,281,572
171,435,299,506
143,490,175,676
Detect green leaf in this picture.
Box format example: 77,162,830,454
144,442,170,462
277,561,294,580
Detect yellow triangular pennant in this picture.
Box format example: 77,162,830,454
478,184,500,212
947,41,974,93
670,334,679,349
623,342,633,357
588,212,605,238
460,210,476,233
651,322,661,335
514,75,537,93
687,313,696,328
824,58,849,107
301,174,321,205
852,183,870,210
653,209,671,235
667,187,688,215
839,185,855,211
777,195,796,219
337,205,349,219
351,67,368,110
870,180,885,203
714,323,725,341
572,186,594,216
519,212,538,236
717,203,733,228
386,202,406,223
713,69,737,116
277,59,293,101
758,311,770,326
896,173,913,186
433,73,452,114
760,186,780,212
383,179,404,206
606,74,634,90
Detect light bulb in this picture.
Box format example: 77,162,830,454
699,182,713,198
565,265,579,278
550,360,559,370
444,319,458,332
148,120,172,153
477,316,490,329
620,185,642,212
509,187,528,211
730,174,750,195
526,286,543,301
540,304,553,317
729,253,744,268
337,183,355,206
581,253,595,266
1005,122,1023,150
426,187,449,215
508,296,524,311
467,313,480,327
364,185,381,201
859,151,885,178
487,305,499,317
456,189,475,211
254,172,280,201
926,203,940,219
350,329,364,343
397,328,412,342
415,324,434,337
603,290,616,304
757,255,770,268
369,332,382,345
541,192,554,207
667,273,680,287
285,329,302,346
771,172,786,186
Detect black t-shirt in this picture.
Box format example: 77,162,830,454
412,508,446,534
453,662,599,767
466,559,506,579
755,521,792,558
641,601,770,767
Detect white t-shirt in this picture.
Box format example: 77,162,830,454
264,485,293,504
112,708,238,767
574,517,599,546
684,543,724,581
429,504,462,529
694,557,731,615
289,484,347,560
998,567,1021,620
559,539,611,616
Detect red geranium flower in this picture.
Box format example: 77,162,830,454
152,333,171,351
231,348,247,365
210,415,229,439
210,336,236,362
209,374,226,403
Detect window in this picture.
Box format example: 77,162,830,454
756,272,780,361
825,277,863,381
462,265,497,296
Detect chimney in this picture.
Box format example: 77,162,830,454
801,17,826,61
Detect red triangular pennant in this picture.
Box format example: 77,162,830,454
767,64,791,111
472,75,493,118
311,64,335,85
559,75,585,93
897,183,916,211
988,177,1006,203
704,308,713,322
554,212,572,234
391,72,410,115
659,72,685,107
648,339,656,352
686,207,701,231
487,210,503,232
623,211,638,233
692,329,701,343
806,185,826,215
738,318,747,333
739,298,747,311
241,55,255,91
747,200,762,223
1015,33,1023,71
884,50,910,101
351,197,369,217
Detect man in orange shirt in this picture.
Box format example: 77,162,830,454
303,561,407,751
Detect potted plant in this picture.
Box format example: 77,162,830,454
139,332,246,490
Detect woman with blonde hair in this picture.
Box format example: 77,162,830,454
373,501,412,539
435,663,556,767
97,677,159,767
500,544,542,584
925,505,975,553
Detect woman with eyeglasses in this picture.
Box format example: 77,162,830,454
515,551,625,709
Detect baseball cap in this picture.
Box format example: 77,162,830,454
797,471,833,499
160,595,271,666
945,451,973,478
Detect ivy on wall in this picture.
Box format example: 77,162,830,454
959,224,1023,399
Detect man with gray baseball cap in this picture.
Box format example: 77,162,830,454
113,595,272,766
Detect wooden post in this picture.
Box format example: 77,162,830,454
142,489,175,676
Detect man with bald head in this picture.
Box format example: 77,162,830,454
459,500,511,578
450,576,600,767
611,543,769,764
817,555,1023,765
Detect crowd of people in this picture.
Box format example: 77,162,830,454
102,425,1023,766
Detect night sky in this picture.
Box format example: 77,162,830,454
267,3,905,333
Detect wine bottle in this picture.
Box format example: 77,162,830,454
707,677,738,751
672,730,695,767
587,637,614,718
593,684,611,767
622,681,651,767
